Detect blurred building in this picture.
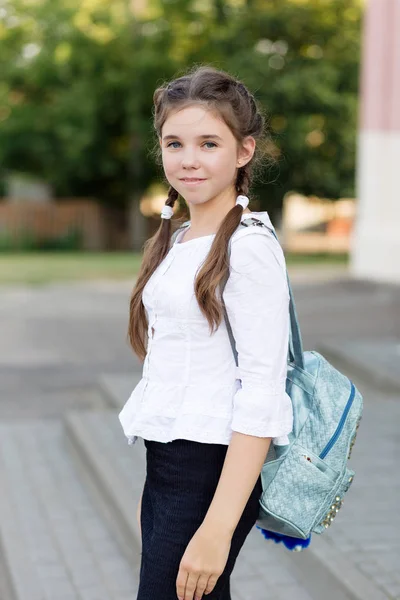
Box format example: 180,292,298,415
282,193,355,254
6,173,52,203
351,0,400,283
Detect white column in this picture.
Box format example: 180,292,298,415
350,0,400,283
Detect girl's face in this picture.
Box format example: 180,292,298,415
160,105,254,207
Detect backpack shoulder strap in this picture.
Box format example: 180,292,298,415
169,220,190,248
222,217,305,369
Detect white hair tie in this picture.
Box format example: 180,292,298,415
161,205,174,219
236,195,249,210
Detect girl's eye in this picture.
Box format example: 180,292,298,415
166,141,217,149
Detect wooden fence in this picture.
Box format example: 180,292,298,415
0,199,107,250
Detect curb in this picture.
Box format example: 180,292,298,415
96,373,140,411
299,535,388,600
64,411,144,563
0,456,43,600
317,341,400,395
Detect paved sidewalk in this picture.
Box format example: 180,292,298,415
0,273,398,599
0,420,139,600
319,338,400,394
305,374,400,600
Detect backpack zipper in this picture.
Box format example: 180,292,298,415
319,381,356,459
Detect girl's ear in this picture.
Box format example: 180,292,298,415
238,136,256,167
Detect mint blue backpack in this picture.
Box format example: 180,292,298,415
171,215,363,552
222,216,364,551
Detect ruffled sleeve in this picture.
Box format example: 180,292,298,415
222,228,293,442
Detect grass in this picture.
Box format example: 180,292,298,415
285,252,349,265
0,252,142,285
0,251,349,286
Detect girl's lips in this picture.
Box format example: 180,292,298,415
180,178,206,186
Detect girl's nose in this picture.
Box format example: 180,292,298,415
181,152,200,169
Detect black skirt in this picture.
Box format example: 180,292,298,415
137,437,262,600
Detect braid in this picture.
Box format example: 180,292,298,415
160,186,179,247
236,81,258,116
166,186,179,207
235,163,251,197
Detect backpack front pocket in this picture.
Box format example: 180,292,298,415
260,441,339,536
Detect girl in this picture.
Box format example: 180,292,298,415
119,65,293,600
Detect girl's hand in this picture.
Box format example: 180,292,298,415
176,524,232,600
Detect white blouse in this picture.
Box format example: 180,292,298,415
118,211,293,447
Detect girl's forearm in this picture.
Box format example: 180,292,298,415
201,431,271,538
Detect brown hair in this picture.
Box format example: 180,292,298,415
128,64,276,361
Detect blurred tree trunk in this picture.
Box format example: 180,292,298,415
102,206,129,250
129,192,148,252
215,0,226,24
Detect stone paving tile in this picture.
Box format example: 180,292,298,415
82,411,147,493
320,338,400,392
231,573,314,600
0,420,139,600
233,529,301,590
309,384,400,600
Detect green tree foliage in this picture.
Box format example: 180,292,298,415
0,0,178,206
165,0,362,215
0,0,362,214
